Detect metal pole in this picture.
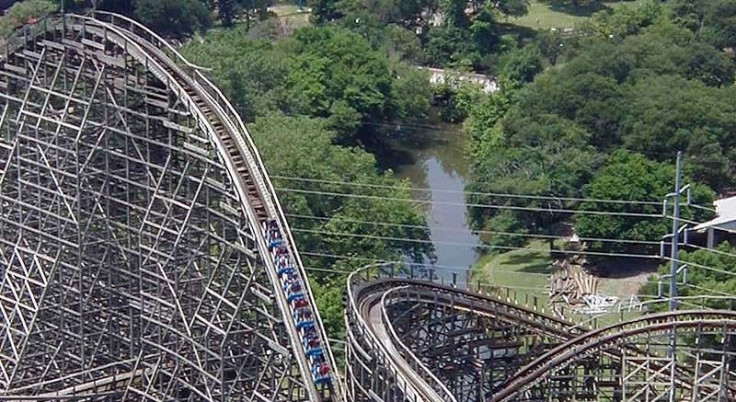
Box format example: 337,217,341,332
669,151,682,312
668,151,682,401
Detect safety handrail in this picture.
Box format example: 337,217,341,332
380,286,458,402
346,263,442,402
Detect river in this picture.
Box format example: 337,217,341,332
384,111,483,285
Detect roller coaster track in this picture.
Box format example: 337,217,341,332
0,12,340,401
346,264,736,401
492,310,736,401
89,13,342,399
345,264,581,402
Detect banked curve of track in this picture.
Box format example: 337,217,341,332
346,264,586,402
348,264,736,402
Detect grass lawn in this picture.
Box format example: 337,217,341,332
471,240,552,299
471,240,653,328
510,0,649,30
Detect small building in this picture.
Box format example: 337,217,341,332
692,195,736,248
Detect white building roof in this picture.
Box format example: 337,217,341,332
692,195,736,231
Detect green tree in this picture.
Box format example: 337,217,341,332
94,0,134,14
237,0,272,30
0,0,56,37
134,0,211,36
441,0,469,28
618,75,736,191
578,1,662,38
309,0,340,23
433,78,485,123
497,0,530,18
218,0,236,27
424,25,477,68
380,24,425,63
249,113,433,337
535,29,565,65
309,277,345,341
670,0,736,50
575,151,714,254
470,6,499,54
182,23,429,145
467,113,601,243
641,242,736,312
499,43,544,86
248,113,433,265
182,33,290,119
358,0,439,30
286,26,396,143
390,63,432,122
464,86,513,156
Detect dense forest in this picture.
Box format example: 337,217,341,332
7,0,736,333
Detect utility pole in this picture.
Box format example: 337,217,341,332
669,151,682,312
666,151,683,402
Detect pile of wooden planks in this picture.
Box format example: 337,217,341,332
548,260,599,306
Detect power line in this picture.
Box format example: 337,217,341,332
361,119,459,133
280,111,466,133
272,175,667,207
286,213,662,246
300,227,736,280
291,227,662,260
299,250,550,276
661,255,736,280
682,283,736,297
276,187,667,219
300,265,548,292
690,203,718,213
686,243,736,260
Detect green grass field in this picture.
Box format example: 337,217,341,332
471,240,552,296
510,0,648,30
471,241,650,328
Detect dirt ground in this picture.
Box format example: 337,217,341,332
592,259,659,304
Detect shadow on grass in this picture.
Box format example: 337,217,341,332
546,1,613,17
502,252,551,274
497,22,538,40
518,262,551,273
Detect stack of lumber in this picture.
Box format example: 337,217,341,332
548,260,599,306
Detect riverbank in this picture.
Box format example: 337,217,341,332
381,109,482,283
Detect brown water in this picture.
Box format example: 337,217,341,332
385,113,482,284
